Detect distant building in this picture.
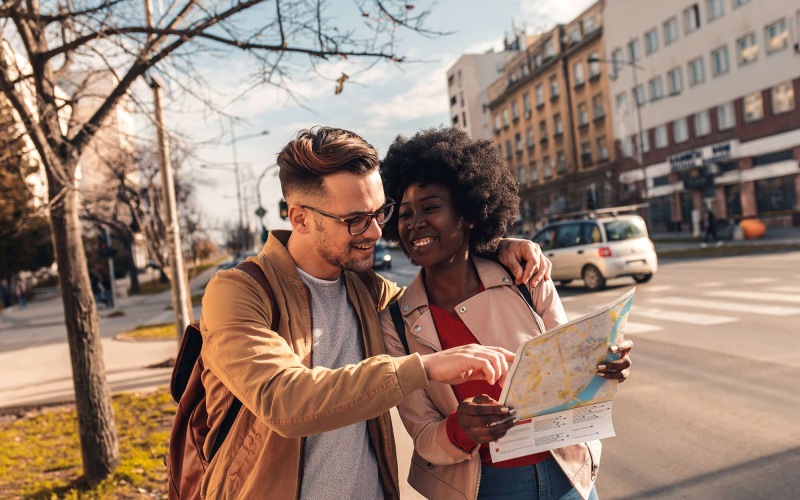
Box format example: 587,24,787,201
604,0,800,230
487,2,616,233
446,25,525,140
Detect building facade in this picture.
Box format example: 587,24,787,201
446,32,523,140
605,0,800,230
487,2,616,234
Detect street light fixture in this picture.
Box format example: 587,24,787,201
255,163,280,242
587,54,651,228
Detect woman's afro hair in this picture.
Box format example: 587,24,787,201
380,126,519,254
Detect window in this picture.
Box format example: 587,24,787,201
539,120,548,140
673,118,689,143
694,110,711,136
737,33,758,65
556,151,567,173
544,39,555,58
493,114,501,132
596,137,609,160
462,112,467,128
684,4,700,34
649,77,664,101
688,57,706,86
502,109,510,128
732,0,750,8
611,48,623,78
450,95,457,106
578,102,589,126
518,166,526,184
772,82,795,114
639,131,650,153
655,125,668,148
766,19,789,54
574,61,585,86
743,91,763,122
711,46,729,76
543,157,553,178
717,102,736,130
526,127,535,147
668,67,683,95
550,76,559,98
621,137,633,158
452,115,459,125
645,29,659,55
583,15,596,34
592,94,605,119
616,92,629,115
515,132,523,153
504,140,512,159
633,85,646,107
628,39,641,63
530,161,539,181
588,52,601,77
532,52,543,68
569,26,582,44
553,113,563,135
664,17,679,46
535,84,545,106
511,100,520,121
707,0,724,21
523,93,532,115
581,142,592,166
756,176,797,212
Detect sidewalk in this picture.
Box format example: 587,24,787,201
652,225,800,253
0,265,217,410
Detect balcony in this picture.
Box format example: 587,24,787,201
593,111,606,122
540,135,549,144
581,153,593,167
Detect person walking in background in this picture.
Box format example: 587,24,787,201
1,279,12,311
702,204,723,248
379,127,633,500
14,279,28,309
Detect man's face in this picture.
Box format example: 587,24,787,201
308,170,386,274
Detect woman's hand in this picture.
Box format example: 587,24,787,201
597,339,634,382
456,394,517,444
497,238,552,288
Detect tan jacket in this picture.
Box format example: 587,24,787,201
199,230,429,499
379,257,601,500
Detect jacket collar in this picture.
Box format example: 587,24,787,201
400,256,516,316
258,229,304,283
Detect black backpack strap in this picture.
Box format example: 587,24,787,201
209,259,277,461
500,265,547,334
516,281,534,307
388,301,410,355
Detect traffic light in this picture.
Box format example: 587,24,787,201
98,232,117,258
279,199,289,220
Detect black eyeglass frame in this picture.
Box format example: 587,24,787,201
300,199,396,236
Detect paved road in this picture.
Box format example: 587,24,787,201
381,249,800,499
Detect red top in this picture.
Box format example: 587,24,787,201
429,298,549,468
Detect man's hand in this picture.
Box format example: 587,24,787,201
597,339,634,382
420,345,515,386
497,238,552,287
457,394,517,444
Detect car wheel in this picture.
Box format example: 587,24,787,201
386,261,392,270
582,265,606,291
633,273,653,283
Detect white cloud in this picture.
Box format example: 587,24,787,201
518,0,596,29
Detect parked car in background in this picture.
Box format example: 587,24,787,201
531,214,658,290
217,250,259,271
373,240,392,270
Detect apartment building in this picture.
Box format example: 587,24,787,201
446,30,524,140
605,0,800,229
488,2,616,233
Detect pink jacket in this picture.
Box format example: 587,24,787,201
379,257,602,500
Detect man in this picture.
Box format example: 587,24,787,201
199,126,551,499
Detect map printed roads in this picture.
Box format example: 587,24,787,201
491,289,635,462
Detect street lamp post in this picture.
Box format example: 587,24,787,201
229,119,269,252
588,54,651,228
255,163,280,239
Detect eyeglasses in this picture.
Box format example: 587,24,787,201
301,199,395,236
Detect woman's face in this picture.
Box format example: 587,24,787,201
397,182,470,269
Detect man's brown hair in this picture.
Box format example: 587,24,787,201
278,126,379,199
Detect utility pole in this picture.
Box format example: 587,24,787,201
104,226,116,309
144,0,191,338
229,118,248,253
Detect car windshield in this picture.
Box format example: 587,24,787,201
603,219,646,241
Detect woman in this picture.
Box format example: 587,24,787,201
378,127,632,500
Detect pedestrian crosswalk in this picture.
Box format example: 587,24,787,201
561,280,800,335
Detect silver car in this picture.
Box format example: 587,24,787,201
532,215,658,290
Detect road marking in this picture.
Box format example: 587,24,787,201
559,296,577,303
696,281,725,287
565,311,661,334
704,290,800,304
640,285,673,293
767,286,800,294
741,277,777,284
651,296,800,316
632,307,737,326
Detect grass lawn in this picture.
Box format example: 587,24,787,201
137,258,224,296
116,323,175,341
0,389,174,499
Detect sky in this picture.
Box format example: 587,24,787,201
159,0,595,242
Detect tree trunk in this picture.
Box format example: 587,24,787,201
123,231,140,295
49,175,120,484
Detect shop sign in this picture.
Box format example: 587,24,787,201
618,169,644,184
669,140,738,173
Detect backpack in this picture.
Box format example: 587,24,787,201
166,260,276,500
388,270,545,353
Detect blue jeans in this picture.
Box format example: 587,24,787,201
477,457,599,500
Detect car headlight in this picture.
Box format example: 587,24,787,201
383,254,391,261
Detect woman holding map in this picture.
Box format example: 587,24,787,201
378,127,632,500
